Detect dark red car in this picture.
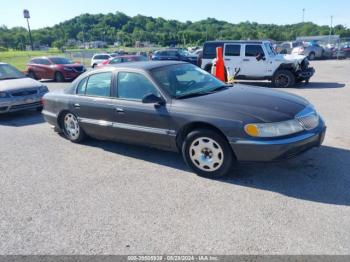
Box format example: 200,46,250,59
96,55,148,68
27,57,86,82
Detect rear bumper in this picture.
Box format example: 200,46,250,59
0,94,44,114
230,125,326,162
42,110,59,128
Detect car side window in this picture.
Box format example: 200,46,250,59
225,45,241,56
39,59,51,65
76,77,88,95
85,72,112,97
245,45,265,57
116,72,159,101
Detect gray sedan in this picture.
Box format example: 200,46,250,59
42,61,326,178
0,63,48,113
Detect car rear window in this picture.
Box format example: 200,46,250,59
94,55,110,60
203,42,224,59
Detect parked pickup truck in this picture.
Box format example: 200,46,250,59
201,40,315,88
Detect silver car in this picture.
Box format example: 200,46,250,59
292,42,324,60
0,63,48,114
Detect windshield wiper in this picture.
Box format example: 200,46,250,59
0,77,20,80
176,85,231,99
176,91,212,99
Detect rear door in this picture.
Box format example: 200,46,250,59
70,72,117,140
223,44,242,77
239,44,269,77
110,71,171,148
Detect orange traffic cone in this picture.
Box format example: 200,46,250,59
215,47,226,82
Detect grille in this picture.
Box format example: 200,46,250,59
11,90,38,97
297,113,319,130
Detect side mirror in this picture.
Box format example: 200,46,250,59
256,53,266,61
142,93,165,106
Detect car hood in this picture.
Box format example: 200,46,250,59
172,84,309,123
59,63,84,67
0,77,43,92
274,53,306,64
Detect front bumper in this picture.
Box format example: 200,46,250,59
0,93,45,114
296,67,315,80
230,125,326,162
62,70,84,80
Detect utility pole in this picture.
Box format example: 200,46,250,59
302,8,305,23
330,15,333,35
23,9,34,51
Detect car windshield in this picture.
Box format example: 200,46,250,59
264,43,277,56
50,57,74,64
0,64,25,80
151,64,229,99
179,49,190,56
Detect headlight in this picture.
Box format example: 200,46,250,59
63,67,73,71
0,91,9,98
39,86,49,93
244,119,304,138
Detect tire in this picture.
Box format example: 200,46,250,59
36,106,43,112
27,70,37,80
92,64,96,69
204,64,212,73
55,72,65,82
272,70,295,88
60,112,85,143
308,52,316,60
182,129,234,178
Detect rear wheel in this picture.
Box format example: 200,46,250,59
272,70,295,88
55,72,65,82
182,129,234,178
61,112,85,142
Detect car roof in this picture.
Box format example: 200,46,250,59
93,61,187,72
93,53,111,56
204,40,269,45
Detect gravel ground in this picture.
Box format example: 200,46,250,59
0,60,349,255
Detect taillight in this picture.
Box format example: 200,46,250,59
40,97,45,105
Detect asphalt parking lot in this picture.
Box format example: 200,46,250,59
0,60,350,255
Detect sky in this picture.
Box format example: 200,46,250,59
0,0,349,29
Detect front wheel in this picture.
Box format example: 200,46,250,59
272,70,295,88
182,129,234,178
55,72,65,82
61,112,85,142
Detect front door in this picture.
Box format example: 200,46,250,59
239,44,269,78
111,71,171,149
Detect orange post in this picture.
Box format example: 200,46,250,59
215,47,226,82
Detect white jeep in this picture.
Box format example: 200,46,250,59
201,40,315,88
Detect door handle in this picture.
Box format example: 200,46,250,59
73,103,80,108
243,59,250,62
115,107,124,113
225,58,231,61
